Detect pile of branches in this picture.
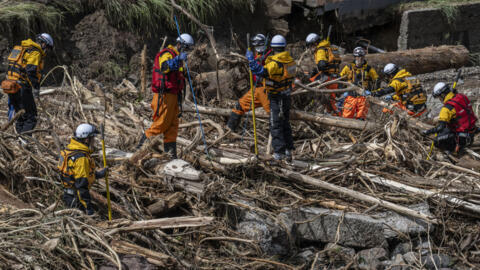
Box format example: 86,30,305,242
0,65,480,269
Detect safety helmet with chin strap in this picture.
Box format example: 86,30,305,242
74,123,99,140
176,33,194,49
305,33,321,45
353,47,366,57
383,63,398,76
432,82,450,98
37,33,54,48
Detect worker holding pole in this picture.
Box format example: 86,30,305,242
57,124,108,215
247,35,296,162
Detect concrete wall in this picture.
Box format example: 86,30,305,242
398,3,480,52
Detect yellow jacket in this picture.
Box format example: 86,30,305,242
388,69,411,95
62,138,96,189
340,62,378,90
7,39,45,88
314,39,331,63
438,91,456,123
263,51,296,92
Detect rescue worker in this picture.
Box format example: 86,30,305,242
137,33,194,158
372,63,427,117
247,35,295,161
422,82,478,154
227,34,273,131
305,33,341,115
57,124,107,215
1,33,53,134
339,47,378,119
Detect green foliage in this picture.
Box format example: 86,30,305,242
0,0,253,37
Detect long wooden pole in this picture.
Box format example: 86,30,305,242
273,167,438,224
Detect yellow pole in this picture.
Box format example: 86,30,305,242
100,125,112,221
247,33,259,156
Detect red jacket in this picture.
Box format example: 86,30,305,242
151,47,185,94
446,93,477,133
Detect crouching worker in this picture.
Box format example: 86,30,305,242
137,33,194,159
372,63,427,117
422,82,478,154
57,124,107,215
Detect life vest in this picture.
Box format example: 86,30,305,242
253,49,273,84
264,59,296,93
57,149,95,189
393,76,426,106
346,63,372,89
315,46,341,74
2,45,40,94
151,48,185,94
446,93,477,133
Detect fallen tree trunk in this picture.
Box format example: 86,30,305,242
184,104,378,131
341,45,469,75
357,169,480,215
272,167,438,224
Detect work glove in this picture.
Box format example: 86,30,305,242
245,50,255,62
178,52,188,62
364,90,371,96
33,88,40,99
95,167,108,179
384,95,392,101
342,92,349,98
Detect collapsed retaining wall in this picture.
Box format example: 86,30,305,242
398,2,480,52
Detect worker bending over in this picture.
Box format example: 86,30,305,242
422,82,478,154
227,34,273,132
57,124,107,215
372,63,427,117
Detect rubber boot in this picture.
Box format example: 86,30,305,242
164,142,177,159
136,133,147,149
226,112,242,132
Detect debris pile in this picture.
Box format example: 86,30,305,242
0,63,480,269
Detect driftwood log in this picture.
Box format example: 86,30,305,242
341,45,469,75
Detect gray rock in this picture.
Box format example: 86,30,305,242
295,247,326,269
288,207,387,248
99,254,157,270
403,251,418,265
358,248,388,270
377,202,432,238
421,254,452,269
324,243,356,258
390,254,408,270
416,241,431,256
391,242,412,258
235,204,294,256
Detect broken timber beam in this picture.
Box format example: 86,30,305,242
357,169,480,215
184,105,378,131
272,167,438,224
106,216,214,235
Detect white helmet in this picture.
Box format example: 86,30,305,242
305,33,321,45
432,82,450,98
383,63,398,76
75,123,99,139
37,33,54,48
176,33,194,48
353,47,366,57
271,35,286,48
251,34,266,46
